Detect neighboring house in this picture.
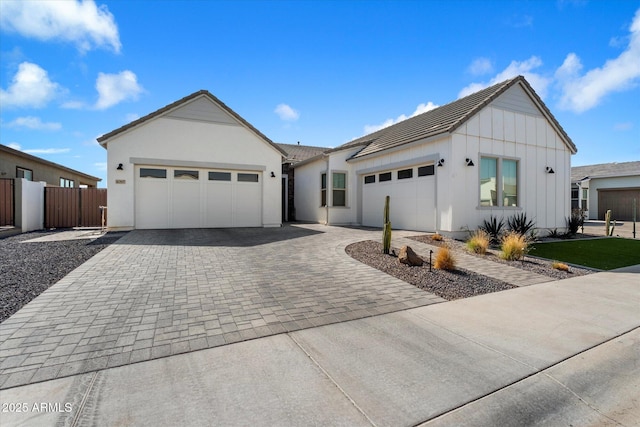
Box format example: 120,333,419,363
571,161,640,221
294,76,577,238
98,90,287,230
278,142,331,221
0,143,101,187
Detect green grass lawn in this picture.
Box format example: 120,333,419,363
530,238,640,270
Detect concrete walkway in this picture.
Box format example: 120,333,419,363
1,266,638,426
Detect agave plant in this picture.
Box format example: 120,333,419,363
507,212,536,236
479,215,505,245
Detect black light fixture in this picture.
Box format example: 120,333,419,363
270,171,276,178
546,167,555,174
437,158,445,167
116,163,123,170
465,158,475,167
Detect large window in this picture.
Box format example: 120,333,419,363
480,157,518,207
16,167,33,181
332,172,346,207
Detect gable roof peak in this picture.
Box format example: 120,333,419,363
97,90,287,157
342,75,575,160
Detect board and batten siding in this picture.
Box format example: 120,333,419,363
166,97,237,125
450,87,571,235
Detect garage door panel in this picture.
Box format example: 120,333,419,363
135,168,169,229
135,166,263,229
362,170,435,231
235,178,262,227
172,179,201,228
205,182,233,227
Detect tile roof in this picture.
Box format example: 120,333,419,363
571,161,640,182
277,143,331,164
97,90,288,157
0,143,101,182
340,75,576,160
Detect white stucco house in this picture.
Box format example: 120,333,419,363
293,76,578,238
571,161,640,221
98,90,287,230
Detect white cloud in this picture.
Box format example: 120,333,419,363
468,57,494,75
364,101,439,134
23,147,70,154
274,104,300,121
5,116,61,131
458,56,552,99
0,0,121,53
556,8,640,113
0,62,62,108
7,142,22,150
125,113,140,122
61,100,87,109
613,122,633,131
94,70,143,110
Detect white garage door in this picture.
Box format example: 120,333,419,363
362,164,436,231
135,166,262,229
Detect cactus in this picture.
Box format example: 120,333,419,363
610,220,616,236
382,196,392,254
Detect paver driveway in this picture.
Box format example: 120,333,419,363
0,224,443,389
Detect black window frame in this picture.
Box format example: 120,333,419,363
397,168,413,180
364,175,375,184
139,168,167,179
379,172,392,182
418,165,435,177
208,171,231,181
238,173,259,182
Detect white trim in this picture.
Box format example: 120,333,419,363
130,157,266,171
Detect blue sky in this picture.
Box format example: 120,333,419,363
1,0,639,187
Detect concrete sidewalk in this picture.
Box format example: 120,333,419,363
1,267,638,426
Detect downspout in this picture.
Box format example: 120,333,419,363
324,153,330,225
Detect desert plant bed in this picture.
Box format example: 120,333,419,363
346,240,515,301
407,235,594,279
530,237,640,270
0,230,127,323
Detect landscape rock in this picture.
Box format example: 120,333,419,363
398,245,423,266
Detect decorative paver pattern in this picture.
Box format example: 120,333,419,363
0,225,444,389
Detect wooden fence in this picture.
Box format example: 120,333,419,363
0,178,14,226
44,187,107,228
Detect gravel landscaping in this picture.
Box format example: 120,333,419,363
346,240,516,301
407,234,595,279
0,230,127,323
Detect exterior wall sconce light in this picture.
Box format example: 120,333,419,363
465,158,475,166
270,171,276,178
117,163,124,170
437,159,445,167
546,167,555,174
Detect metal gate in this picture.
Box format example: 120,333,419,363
0,178,14,226
44,187,107,228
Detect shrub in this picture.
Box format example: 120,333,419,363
434,246,456,270
507,212,536,236
431,233,444,242
479,216,505,244
547,228,561,238
500,232,528,261
466,230,489,254
566,208,585,236
552,261,569,271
